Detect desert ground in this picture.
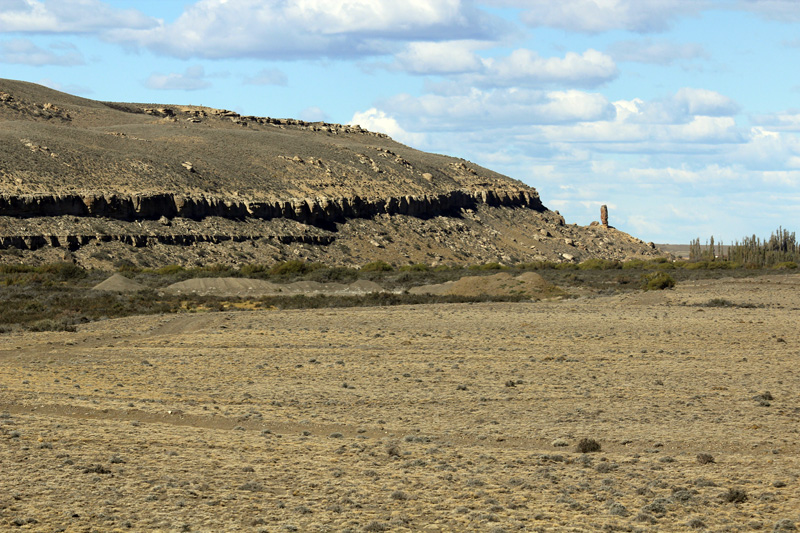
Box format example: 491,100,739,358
1,273,799,532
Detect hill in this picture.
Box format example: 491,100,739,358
0,78,662,268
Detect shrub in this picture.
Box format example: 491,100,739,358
468,262,505,271
0,264,36,274
38,262,86,281
155,264,185,276
641,272,675,291
239,263,270,277
722,488,748,503
306,267,358,283
268,260,324,277
622,259,649,270
774,261,798,270
579,258,621,270
704,298,735,307
576,438,601,453
696,453,715,465
361,260,393,272
399,263,429,272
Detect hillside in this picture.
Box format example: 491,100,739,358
0,78,662,268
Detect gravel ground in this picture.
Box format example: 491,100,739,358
1,273,799,532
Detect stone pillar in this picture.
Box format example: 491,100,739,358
600,205,609,227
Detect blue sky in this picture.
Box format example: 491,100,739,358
1,0,799,244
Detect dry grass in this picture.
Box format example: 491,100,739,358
0,273,799,530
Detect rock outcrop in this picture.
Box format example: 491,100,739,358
0,188,543,224
0,78,664,268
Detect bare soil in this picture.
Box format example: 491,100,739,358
1,274,799,531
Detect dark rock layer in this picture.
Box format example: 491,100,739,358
0,188,543,225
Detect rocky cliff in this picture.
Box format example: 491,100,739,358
0,78,662,268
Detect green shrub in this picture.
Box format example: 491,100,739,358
774,261,798,269
196,264,235,277
554,262,578,270
155,264,185,276
361,260,393,272
0,264,36,274
516,261,558,270
622,259,648,270
268,260,324,277
37,262,86,281
239,263,270,277
641,272,675,290
578,258,621,270
399,263,430,272
468,262,505,271
306,267,358,283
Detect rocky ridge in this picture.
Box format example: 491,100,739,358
0,78,663,268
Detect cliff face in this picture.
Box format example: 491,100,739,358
0,78,662,268
0,188,543,224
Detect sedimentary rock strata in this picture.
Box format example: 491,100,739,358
0,78,663,267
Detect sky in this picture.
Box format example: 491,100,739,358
1,0,799,244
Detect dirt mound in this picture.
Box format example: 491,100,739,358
411,272,562,299
284,281,349,294
164,277,280,296
92,273,146,292
162,277,386,297
344,279,385,294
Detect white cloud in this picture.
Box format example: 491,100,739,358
673,88,740,117
751,111,800,131
0,0,156,33
299,106,328,122
394,40,484,74
607,38,708,64
738,0,800,22
243,68,288,86
37,77,92,95
507,0,709,33
145,65,212,91
391,46,618,89
349,108,426,146
474,48,618,88
0,38,84,65
383,88,617,130
111,0,506,60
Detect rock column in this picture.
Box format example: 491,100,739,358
600,205,609,227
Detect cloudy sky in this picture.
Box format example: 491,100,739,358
2,0,799,244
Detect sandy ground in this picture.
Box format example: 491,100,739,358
1,274,799,532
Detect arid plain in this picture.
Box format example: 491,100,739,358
1,273,799,532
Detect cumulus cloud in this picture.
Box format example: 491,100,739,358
0,0,156,33
394,40,484,74
0,38,84,65
145,65,212,91
383,88,617,130
243,68,288,86
110,0,506,60
349,108,425,146
738,0,800,22
37,77,92,95
751,111,800,131
475,49,617,88
503,0,708,33
607,39,708,64
391,46,618,88
299,106,328,122
673,88,741,117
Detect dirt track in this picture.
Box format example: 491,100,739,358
1,274,799,531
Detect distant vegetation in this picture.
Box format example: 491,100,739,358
689,226,798,268
1,252,795,332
